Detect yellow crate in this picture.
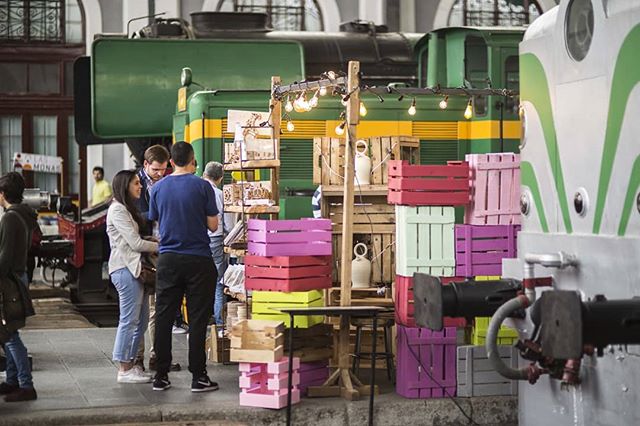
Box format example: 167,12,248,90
472,316,519,346
252,290,323,304
475,276,501,281
252,290,324,328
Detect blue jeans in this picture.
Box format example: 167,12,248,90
209,235,227,325
3,273,33,389
111,268,149,362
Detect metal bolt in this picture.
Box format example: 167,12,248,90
622,385,629,392
520,193,530,216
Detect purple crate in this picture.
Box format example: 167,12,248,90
298,361,330,396
247,219,332,256
455,224,520,277
396,325,457,399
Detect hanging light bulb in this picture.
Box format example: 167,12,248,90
359,102,367,117
335,121,346,136
285,96,294,113
464,99,473,120
327,71,336,80
408,98,417,116
309,91,319,108
319,86,327,96
341,96,348,107
439,96,448,110
286,120,295,132
293,93,306,113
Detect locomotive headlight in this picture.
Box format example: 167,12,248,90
180,67,192,87
464,99,473,120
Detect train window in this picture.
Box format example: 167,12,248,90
566,0,594,61
465,36,488,116
448,0,543,27
504,55,519,114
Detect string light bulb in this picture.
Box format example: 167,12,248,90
359,102,367,117
284,96,294,113
464,99,473,120
327,71,336,80
319,86,327,96
286,120,295,132
335,121,346,136
341,97,348,107
408,98,417,116
439,96,448,110
309,91,319,108
293,93,307,113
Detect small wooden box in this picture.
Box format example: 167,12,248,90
396,206,456,277
465,153,521,225
223,181,273,207
457,345,519,397
207,326,230,364
387,160,470,206
455,225,520,277
247,219,332,256
313,136,420,186
396,325,457,399
251,290,325,328
245,255,332,292
229,319,285,363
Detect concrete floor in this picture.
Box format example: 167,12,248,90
0,328,517,426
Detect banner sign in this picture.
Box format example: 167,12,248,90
13,152,63,174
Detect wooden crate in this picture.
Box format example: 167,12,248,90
331,233,396,285
247,219,332,256
238,357,301,409
284,323,333,362
396,206,455,277
471,317,519,346
457,345,519,397
245,255,332,292
313,136,420,186
387,160,470,206
230,319,285,363
455,225,520,277
465,153,521,225
394,275,466,328
251,290,325,328
321,190,394,235
396,325,457,399
331,327,390,370
207,325,230,364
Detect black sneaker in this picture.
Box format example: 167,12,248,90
0,382,18,395
191,374,219,393
152,375,171,391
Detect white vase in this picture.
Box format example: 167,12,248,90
351,243,371,289
354,139,371,185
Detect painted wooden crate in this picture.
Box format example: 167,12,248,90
465,153,521,225
455,225,520,277
396,325,457,399
457,345,519,397
332,233,396,285
245,255,332,292
321,191,395,235
396,206,456,277
313,136,420,186
251,290,325,328
394,275,466,328
239,357,301,409
298,361,330,396
471,317,519,346
247,219,332,256
387,160,470,206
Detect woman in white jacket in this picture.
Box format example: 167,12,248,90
107,170,158,383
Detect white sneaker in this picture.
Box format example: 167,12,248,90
117,368,152,384
134,365,152,378
172,325,188,334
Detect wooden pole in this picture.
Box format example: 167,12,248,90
270,76,282,220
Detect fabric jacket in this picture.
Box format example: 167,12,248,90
106,201,158,278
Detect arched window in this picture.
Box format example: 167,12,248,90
215,0,324,31
0,0,84,44
448,0,543,27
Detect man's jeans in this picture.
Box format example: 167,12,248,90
3,273,33,389
209,235,228,325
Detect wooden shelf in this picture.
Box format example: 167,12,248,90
224,246,247,256
225,205,280,214
224,159,280,171
321,184,388,197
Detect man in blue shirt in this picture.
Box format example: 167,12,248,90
148,142,219,393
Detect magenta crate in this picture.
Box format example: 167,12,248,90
238,357,301,409
247,219,332,256
465,153,521,225
396,325,457,399
298,361,330,396
455,225,520,277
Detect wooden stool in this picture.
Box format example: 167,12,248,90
351,315,395,381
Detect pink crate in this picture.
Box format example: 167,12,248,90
298,361,330,396
455,225,520,277
387,160,470,206
238,357,301,409
396,325,457,399
247,219,332,256
465,153,521,225
394,275,466,328
245,255,332,292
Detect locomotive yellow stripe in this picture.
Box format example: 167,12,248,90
183,119,520,142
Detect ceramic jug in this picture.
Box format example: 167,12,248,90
351,243,371,288
354,139,372,185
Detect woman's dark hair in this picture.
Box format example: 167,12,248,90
0,172,25,204
112,170,145,233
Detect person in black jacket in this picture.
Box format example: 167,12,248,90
0,172,38,402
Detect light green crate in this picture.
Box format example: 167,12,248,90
395,206,456,277
471,317,519,345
